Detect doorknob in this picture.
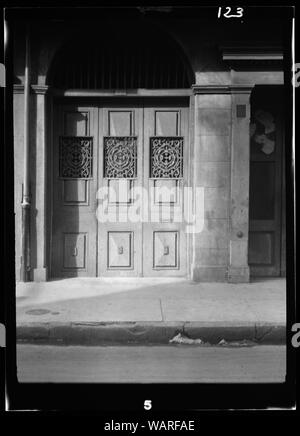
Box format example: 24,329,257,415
72,247,78,257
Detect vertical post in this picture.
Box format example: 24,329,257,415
191,86,232,281
21,25,31,281
31,84,49,281
228,85,253,283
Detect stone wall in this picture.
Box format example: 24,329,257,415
192,93,231,281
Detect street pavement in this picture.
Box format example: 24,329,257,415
16,278,286,345
17,344,286,383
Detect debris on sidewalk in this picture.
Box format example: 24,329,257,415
217,338,256,347
169,332,204,345
169,334,256,347
218,339,227,346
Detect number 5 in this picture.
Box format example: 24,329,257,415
144,400,152,410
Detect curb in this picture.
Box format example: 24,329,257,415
17,321,286,345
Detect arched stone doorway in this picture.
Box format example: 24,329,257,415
47,21,195,278
48,21,194,90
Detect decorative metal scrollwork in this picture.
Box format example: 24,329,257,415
59,136,93,178
150,137,183,178
104,137,137,178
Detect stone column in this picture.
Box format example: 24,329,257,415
228,86,253,283
31,84,49,281
191,86,232,281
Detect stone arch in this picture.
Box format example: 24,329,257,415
46,20,195,89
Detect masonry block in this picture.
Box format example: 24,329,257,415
228,266,250,283
196,219,228,249
195,162,230,188
195,248,228,266
192,266,228,282
197,109,231,135
204,187,229,220
196,94,232,109
230,240,248,266
196,135,230,162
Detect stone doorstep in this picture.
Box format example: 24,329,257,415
16,322,286,345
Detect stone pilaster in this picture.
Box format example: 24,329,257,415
13,85,25,280
31,84,49,281
228,86,253,283
191,86,231,281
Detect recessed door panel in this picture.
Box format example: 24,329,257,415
153,231,178,269
98,103,143,277
107,179,133,204
63,179,88,204
51,105,98,278
63,233,87,269
107,231,133,269
143,102,188,276
248,88,284,277
249,162,275,220
248,231,274,265
64,111,89,136
155,110,179,136
109,111,133,136
153,179,179,205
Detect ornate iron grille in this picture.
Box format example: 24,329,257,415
104,137,137,178
150,137,183,178
59,137,93,178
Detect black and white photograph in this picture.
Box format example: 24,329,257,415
1,3,297,415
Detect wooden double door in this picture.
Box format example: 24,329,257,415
51,98,189,278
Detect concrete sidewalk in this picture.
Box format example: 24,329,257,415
16,277,286,345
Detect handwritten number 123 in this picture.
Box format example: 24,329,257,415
218,7,244,18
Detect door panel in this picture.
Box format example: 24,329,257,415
249,161,275,220
108,110,133,136
248,88,284,276
153,231,179,269
63,179,89,204
63,233,87,269
97,103,143,276
64,111,89,136
154,110,180,135
143,102,188,276
51,104,98,277
107,231,134,269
